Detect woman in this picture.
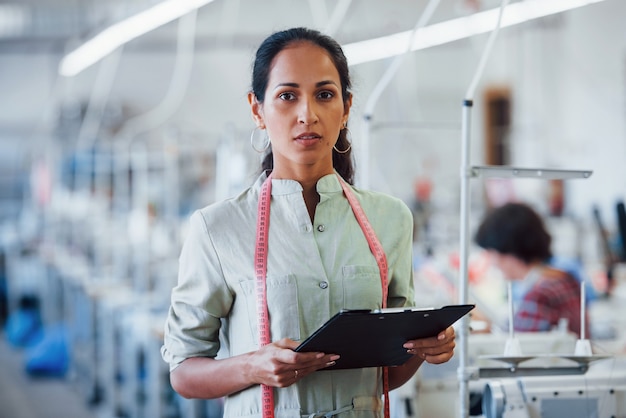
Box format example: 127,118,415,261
474,202,586,336
161,27,455,418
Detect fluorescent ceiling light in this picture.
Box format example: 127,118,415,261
343,0,609,65
59,0,215,77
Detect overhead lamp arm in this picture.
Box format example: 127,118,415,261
470,165,592,179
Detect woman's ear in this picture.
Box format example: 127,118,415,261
248,92,265,128
343,93,353,125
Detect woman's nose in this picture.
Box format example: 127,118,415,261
297,98,319,125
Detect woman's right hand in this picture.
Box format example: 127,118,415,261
245,338,339,387
170,338,339,399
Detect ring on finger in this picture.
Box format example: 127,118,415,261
294,370,299,379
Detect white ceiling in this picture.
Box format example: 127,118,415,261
0,0,507,52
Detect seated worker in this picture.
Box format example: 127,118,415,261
473,202,587,336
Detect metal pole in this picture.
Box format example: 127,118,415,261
457,100,473,418
356,0,441,189
457,3,508,415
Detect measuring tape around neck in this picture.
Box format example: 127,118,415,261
337,177,389,306
255,174,274,418
255,173,391,418
338,176,391,418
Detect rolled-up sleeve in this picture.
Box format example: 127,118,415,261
161,210,234,371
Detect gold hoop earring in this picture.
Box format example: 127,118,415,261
334,127,352,154
250,127,270,153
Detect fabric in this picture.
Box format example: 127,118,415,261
513,267,586,336
5,307,42,347
24,323,69,376
548,256,597,304
161,172,415,418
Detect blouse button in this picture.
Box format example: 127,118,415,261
317,224,326,232
319,281,329,289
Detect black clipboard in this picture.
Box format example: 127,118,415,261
294,304,475,370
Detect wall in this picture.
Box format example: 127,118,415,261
0,0,624,241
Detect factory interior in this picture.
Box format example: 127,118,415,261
1,0,626,417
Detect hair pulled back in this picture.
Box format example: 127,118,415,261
250,27,355,184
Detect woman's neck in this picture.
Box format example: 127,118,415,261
302,187,320,221
522,262,546,280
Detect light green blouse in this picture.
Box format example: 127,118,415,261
161,172,415,418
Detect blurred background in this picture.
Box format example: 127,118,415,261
1,0,626,417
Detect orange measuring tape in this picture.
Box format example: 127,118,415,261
255,173,391,418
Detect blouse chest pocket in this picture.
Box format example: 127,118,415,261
238,275,301,344
341,265,383,310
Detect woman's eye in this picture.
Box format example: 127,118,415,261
318,91,334,100
279,92,296,101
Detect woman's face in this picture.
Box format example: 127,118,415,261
487,250,529,280
249,41,351,177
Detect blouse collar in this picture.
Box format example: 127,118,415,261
255,171,344,196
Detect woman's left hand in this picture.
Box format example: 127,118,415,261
402,326,456,364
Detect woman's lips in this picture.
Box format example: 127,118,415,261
295,133,322,146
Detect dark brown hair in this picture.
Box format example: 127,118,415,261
474,202,553,264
